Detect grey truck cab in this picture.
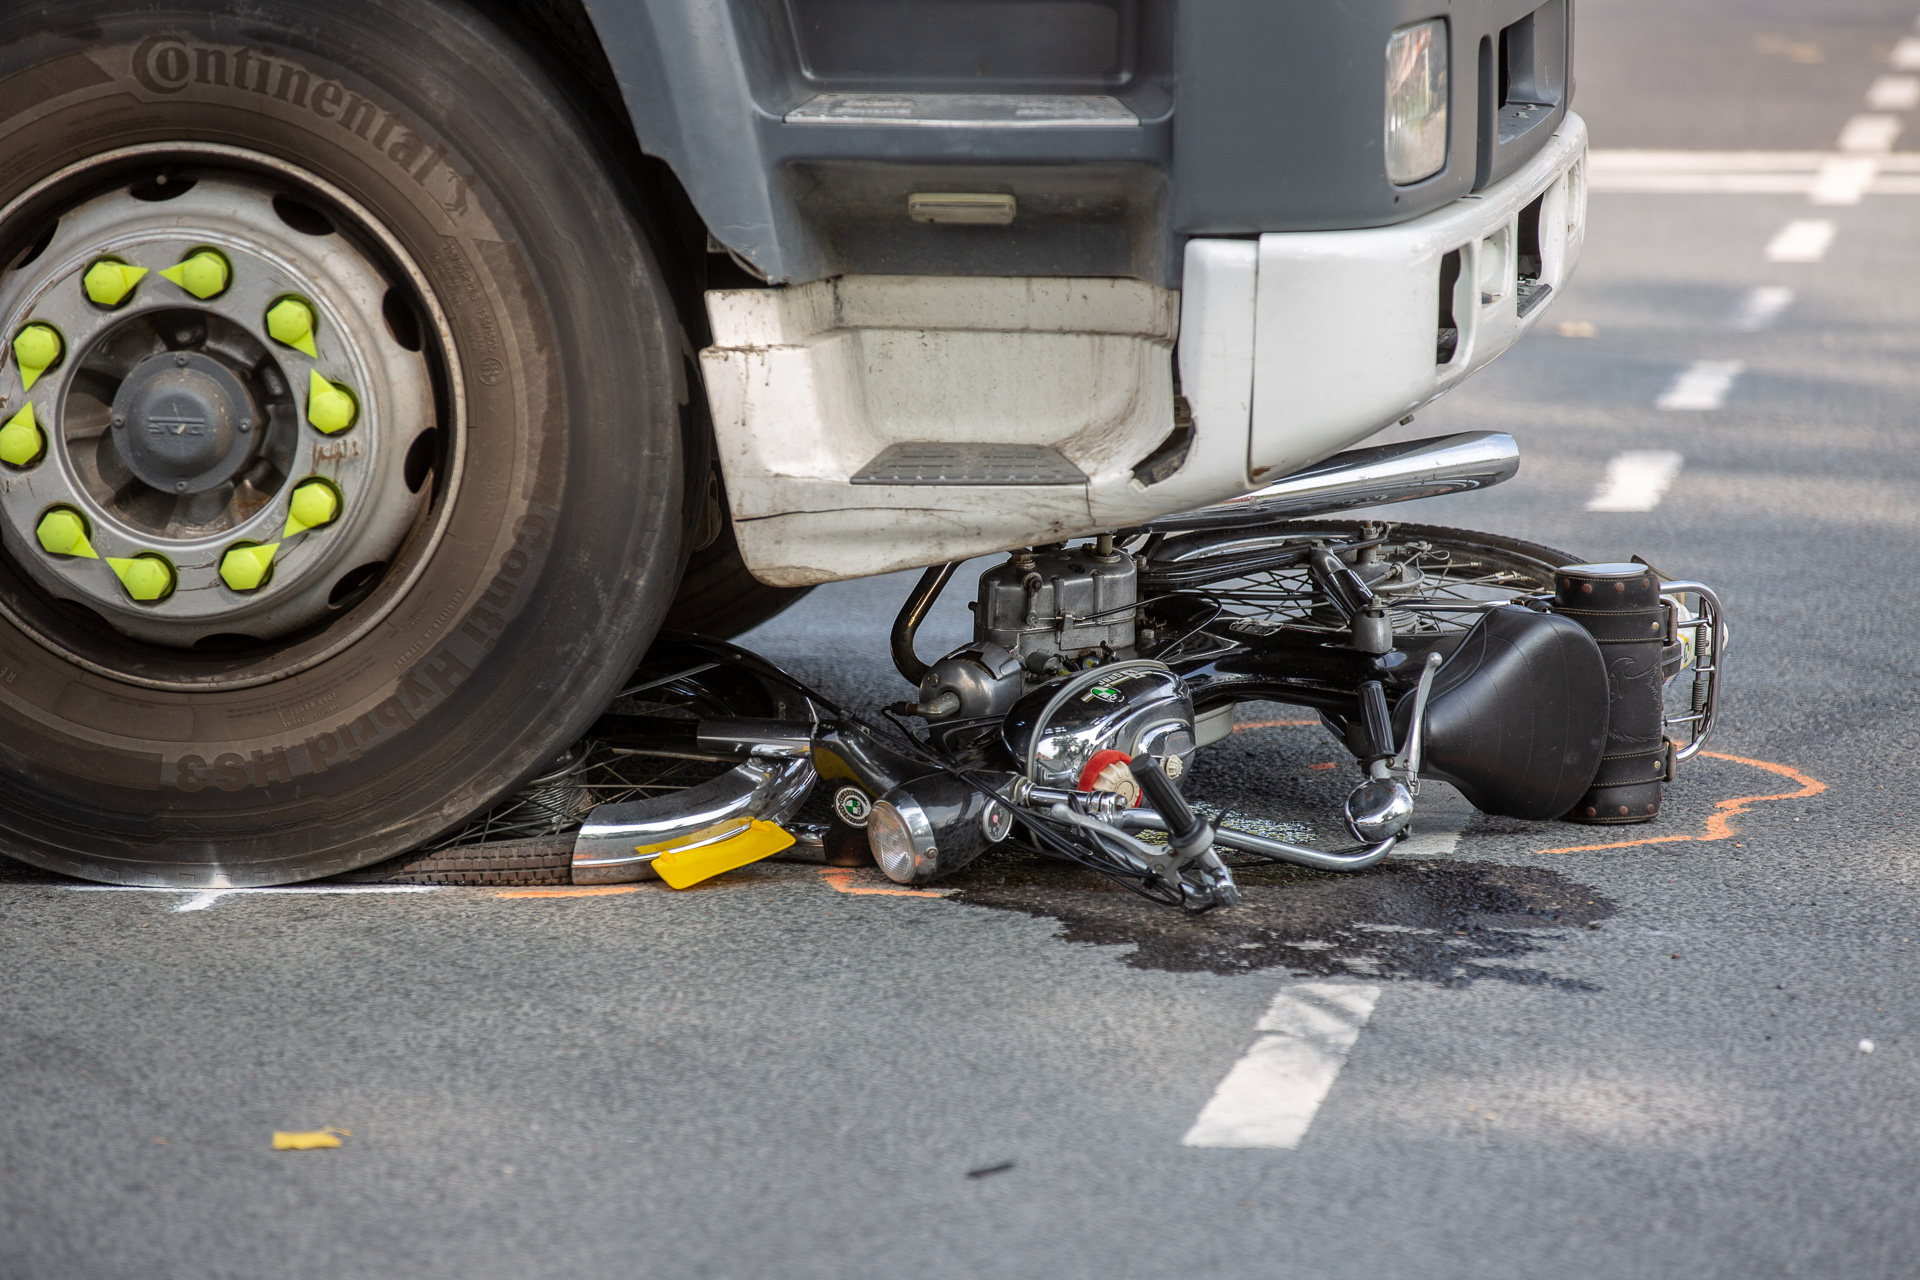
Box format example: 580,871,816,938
0,1,1586,886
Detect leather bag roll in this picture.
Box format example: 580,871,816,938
1552,563,1670,824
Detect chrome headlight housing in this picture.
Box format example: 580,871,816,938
868,774,1015,886
1385,18,1449,185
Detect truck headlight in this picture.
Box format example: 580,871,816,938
1385,19,1449,185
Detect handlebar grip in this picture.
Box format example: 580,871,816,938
1358,680,1395,761
1129,753,1205,846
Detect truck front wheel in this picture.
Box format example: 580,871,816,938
0,1,685,884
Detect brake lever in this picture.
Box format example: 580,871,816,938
1388,651,1443,793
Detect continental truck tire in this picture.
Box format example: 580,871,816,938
0,1,686,884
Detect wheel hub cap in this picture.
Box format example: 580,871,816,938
114,351,257,494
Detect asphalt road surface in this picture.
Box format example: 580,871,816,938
6,2,1920,1276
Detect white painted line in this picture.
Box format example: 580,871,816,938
1395,780,1473,858
64,884,442,913
1892,35,1920,71
1765,219,1835,263
1586,451,1685,512
1656,361,1745,411
1866,74,1920,110
1809,155,1878,205
1730,285,1794,332
1591,149,1920,170
1585,149,1920,195
1183,983,1381,1149
1839,113,1903,153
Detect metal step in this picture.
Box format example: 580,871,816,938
851,442,1088,486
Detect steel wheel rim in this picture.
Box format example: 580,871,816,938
0,143,466,691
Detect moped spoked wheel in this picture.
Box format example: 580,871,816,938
0,2,684,885
1141,521,1579,636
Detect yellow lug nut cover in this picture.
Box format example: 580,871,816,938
306,370,356,434
268,298,319,357
36,508,96,558
219,542,279,591
284,481,340,537
83,260,148,307
14,323,61,390
0,403,42,467
158,250,230,301
107,554,175,602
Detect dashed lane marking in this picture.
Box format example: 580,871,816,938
1837,113,1903,153
1657,360,1744,410
1766,219,1836,262
1537,752,1826,855
1730,285,1794,331
1809,155,1878,205
1587,450,1684,512
1182,982,1382,1149
1892,35,1920,71
1866,75,1920,110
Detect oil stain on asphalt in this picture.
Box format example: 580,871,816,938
947,851,1614,989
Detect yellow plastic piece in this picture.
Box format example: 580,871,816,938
107,554,175,602
306,370,356,434
83,260,148,307
219,542,279,591
158,250,230,301
283,480,340,537
651,818,795,889
0,403,42,466
267,298,319,357
14,324,60,390
36,508,95,558
272,1127,350,1150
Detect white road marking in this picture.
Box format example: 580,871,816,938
1866,74,1920,110
1587,450,1686,512
1587,149,1920,195
64,884,442,913
1395,780,1474,858
1892,35,1920,71
1765,219,1836,263
1815,116,1896,205
1809,155,1878,205
1183,983,1381,1149
1730,285,1794,331
1837,113,1903,153
1656,361,1745,411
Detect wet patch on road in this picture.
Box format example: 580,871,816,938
947,851,1615,989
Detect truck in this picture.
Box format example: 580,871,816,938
0,0,1618,888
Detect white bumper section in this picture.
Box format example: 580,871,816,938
702,114,1587,587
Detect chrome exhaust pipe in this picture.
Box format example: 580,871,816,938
571,753,815,885
1147,431,1520,533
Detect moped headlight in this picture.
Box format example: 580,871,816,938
1385,18,1449,185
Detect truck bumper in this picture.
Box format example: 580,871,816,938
1183,112,1589,487
702,115,1587,588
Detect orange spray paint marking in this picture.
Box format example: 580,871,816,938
496,884,642,899
819,867,946,898
1538,751,1825,854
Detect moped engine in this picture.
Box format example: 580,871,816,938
912,538,1142,721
